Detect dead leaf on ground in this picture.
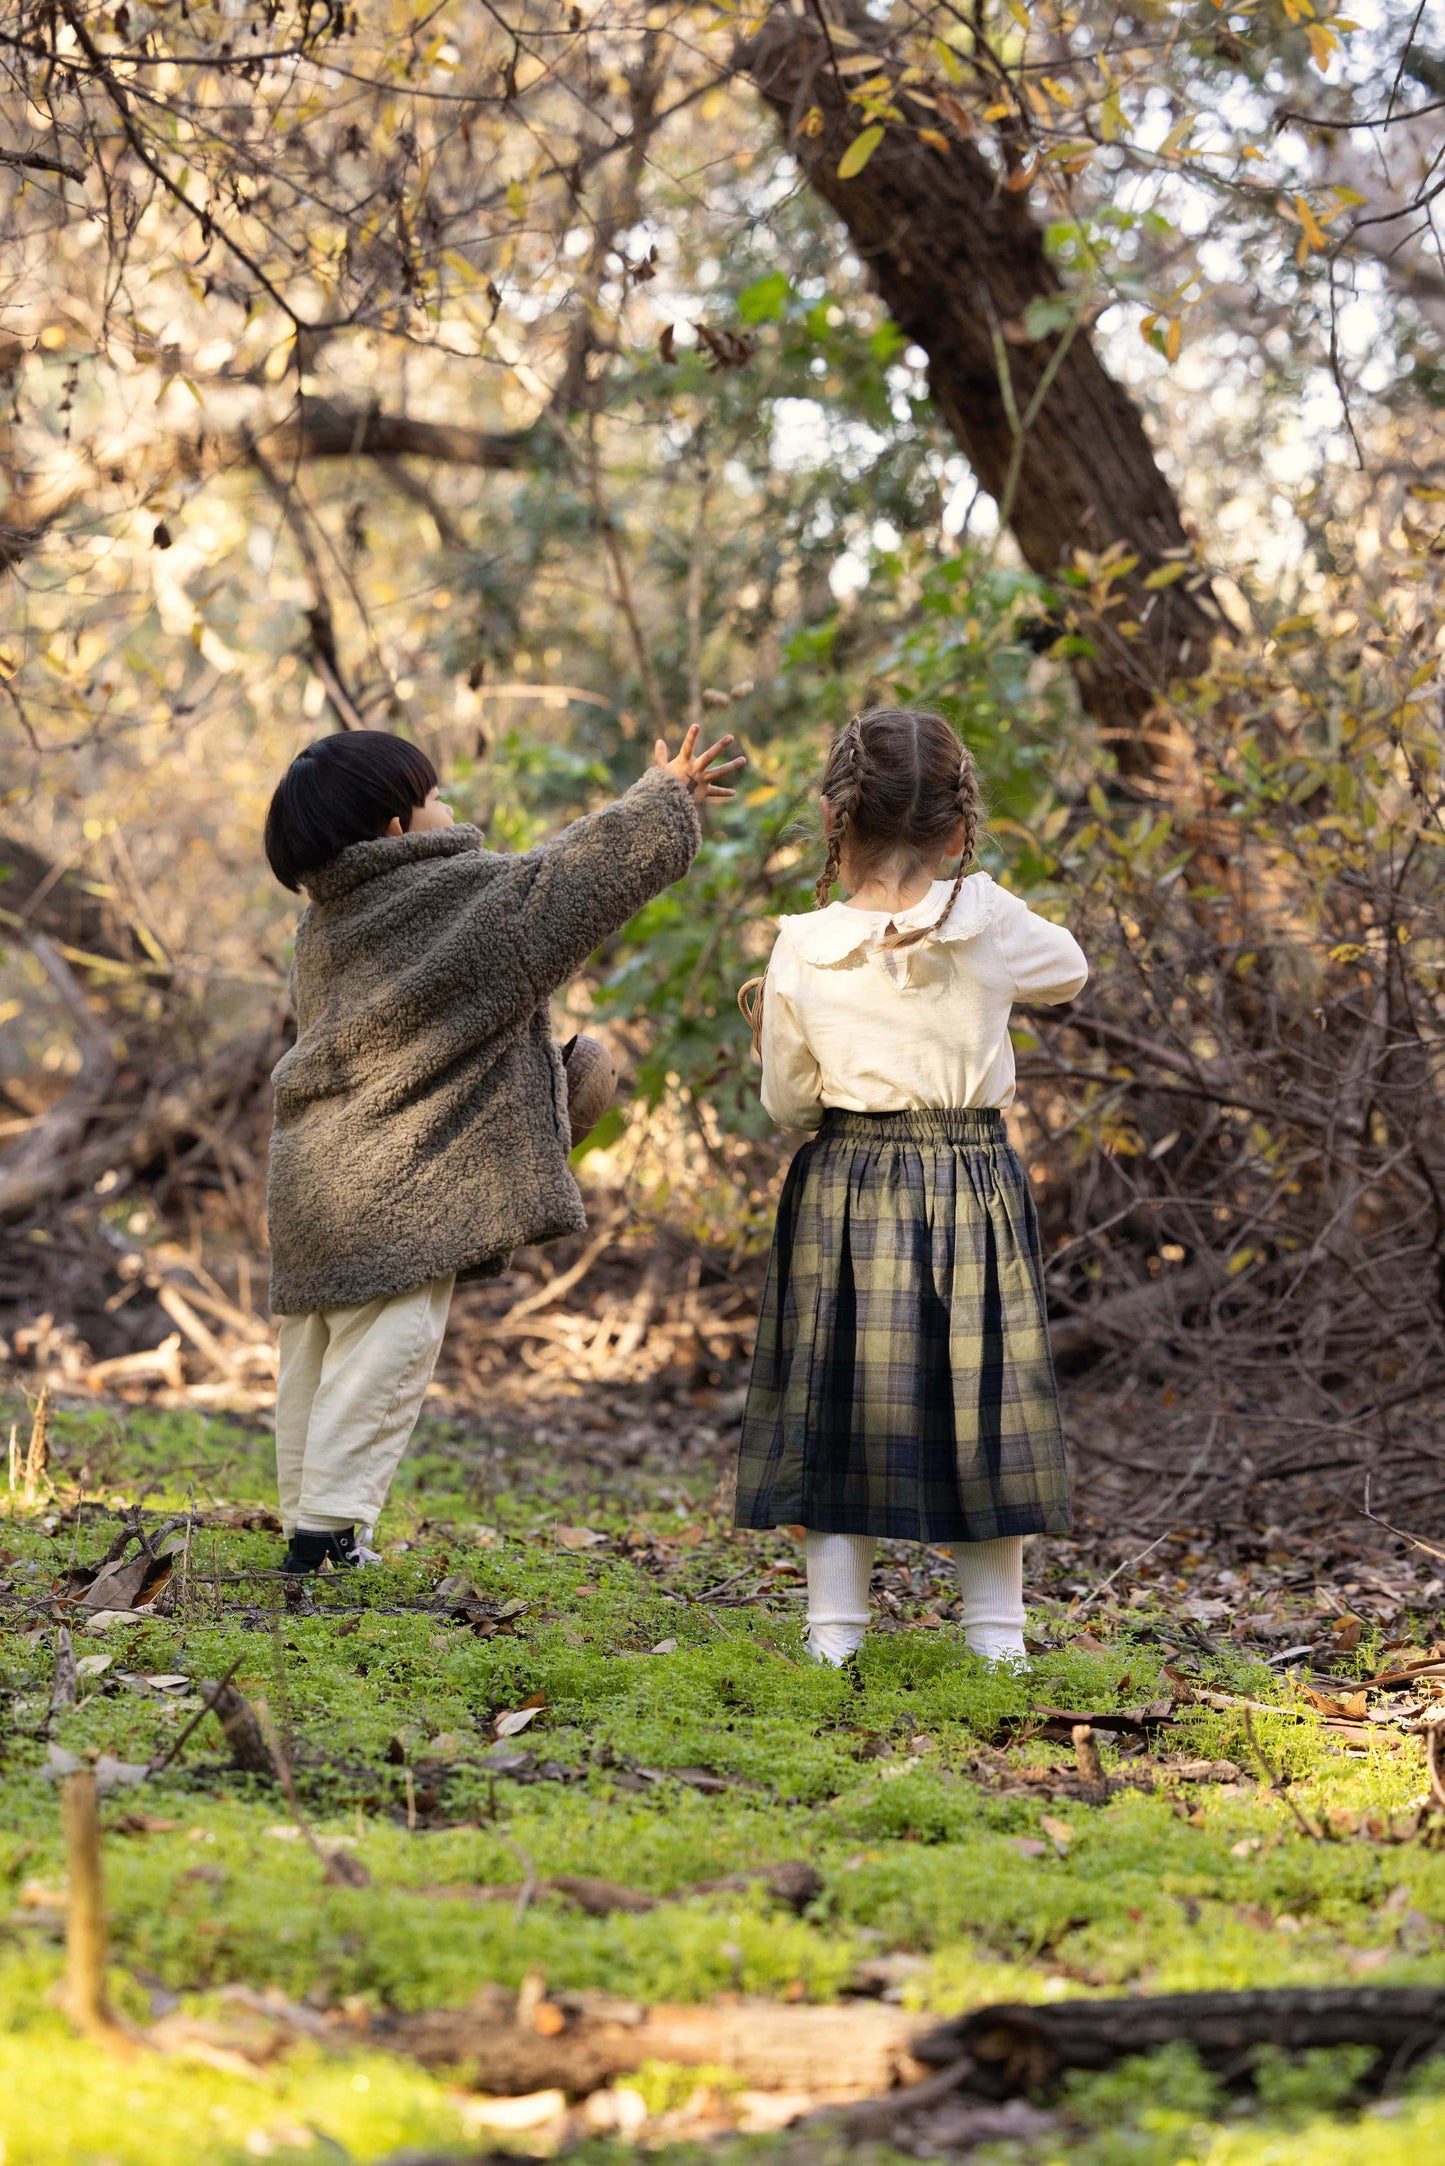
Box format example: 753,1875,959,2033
494,1705,543,1739
77,1550,173,1612
1303,1686,1370,1721
1039,1815,1074,1852
555,1525,607,1550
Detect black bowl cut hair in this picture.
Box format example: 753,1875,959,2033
264,731,440,892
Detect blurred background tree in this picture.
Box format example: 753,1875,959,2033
1,1,1441,1520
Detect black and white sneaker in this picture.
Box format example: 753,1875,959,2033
280,1527,367,1574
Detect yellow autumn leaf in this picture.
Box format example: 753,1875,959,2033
798,105,825,139
933,38,964,83
1306,23,1338,70
1099,90,1123,143
1293,195,1331,253
917,128,952,155
1143,560,1190,589
1159,112,1196,158
506,179,526,219
837,125,884,179
1165,318,1182,362
983,100,1013,121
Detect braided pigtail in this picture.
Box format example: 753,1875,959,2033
927,739,980,937
814,717,867,908
737,974,765,1058
885,737,981,951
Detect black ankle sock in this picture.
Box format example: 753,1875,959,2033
281,1527,357,1574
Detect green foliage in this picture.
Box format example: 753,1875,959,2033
2,1401,1445,2163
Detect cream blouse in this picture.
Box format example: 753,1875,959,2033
759,873,1088,1131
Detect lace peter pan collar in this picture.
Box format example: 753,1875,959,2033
778,872,995,973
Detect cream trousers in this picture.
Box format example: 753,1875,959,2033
274,1274,454,1535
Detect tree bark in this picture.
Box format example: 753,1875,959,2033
737,6,1222,760
913,1987,1445,2095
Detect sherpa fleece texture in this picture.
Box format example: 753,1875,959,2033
266,766,700,1314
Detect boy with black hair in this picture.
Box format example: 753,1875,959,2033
263,725,741,1573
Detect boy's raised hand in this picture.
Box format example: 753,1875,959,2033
654,723,747,807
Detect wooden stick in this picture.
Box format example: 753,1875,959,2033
61,1770,133,2052
23,1382,50,1502
49,1625,77,1717
1426,1717,1445,1812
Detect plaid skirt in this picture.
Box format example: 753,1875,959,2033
734,1110,1071,1543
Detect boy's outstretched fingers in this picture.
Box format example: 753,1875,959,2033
655,725,748,803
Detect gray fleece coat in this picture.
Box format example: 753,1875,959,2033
266,766,700,1314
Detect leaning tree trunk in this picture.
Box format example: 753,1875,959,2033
737,6,1222,764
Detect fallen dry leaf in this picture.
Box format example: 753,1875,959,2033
1039,1815,1074,1851
494,1705,542,1739
555,1526,606,1551
1303,1687,1369,1721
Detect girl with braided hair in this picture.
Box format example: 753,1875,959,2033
734,708,1087,1666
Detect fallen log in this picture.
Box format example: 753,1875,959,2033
380,1986,929,2097
913,1987,1445,2097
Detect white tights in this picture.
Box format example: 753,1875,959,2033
803,1530,1026,1667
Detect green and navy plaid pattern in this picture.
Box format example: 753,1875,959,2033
735,1109,1071,1542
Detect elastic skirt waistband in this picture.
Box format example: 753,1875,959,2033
816,1108,1005,1144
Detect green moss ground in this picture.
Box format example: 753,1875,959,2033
1,1397,1442,2164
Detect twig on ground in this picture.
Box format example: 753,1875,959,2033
1360,1481,1445,1565
1242,1708,1323,1842
507,1839,539,1925
1071,1530,1174,1615
49,1625,77,1718
149,1656,243,1775
254,1700,370,1886
1425,1716,1445,1811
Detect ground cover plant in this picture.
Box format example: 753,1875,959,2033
1,1394,1443,2164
